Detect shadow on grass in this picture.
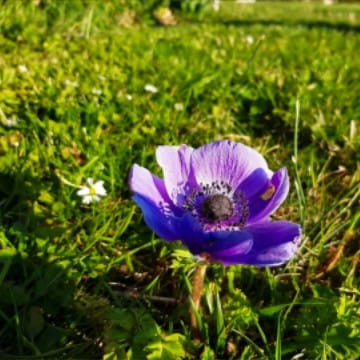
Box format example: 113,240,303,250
0,254,101,359
204,19,360,33
0,171,102,359
0,169,182,359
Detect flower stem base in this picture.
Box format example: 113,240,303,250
190,263,207,342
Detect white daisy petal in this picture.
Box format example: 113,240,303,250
82,195,93,204
92,195,101,202
94,182,107,196
77,187,90,196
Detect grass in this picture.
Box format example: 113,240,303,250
0,0,359,359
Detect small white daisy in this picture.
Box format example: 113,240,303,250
77,178,107,204
144,84,158,93
245,35,254,44
64,79,79,87
125,94,133,101
213,0,220,11
18,65,28,73
92,88,103,96
4,116,18,127
174,103,184,111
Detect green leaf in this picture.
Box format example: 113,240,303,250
215,289,226,353
200,345,216,360
146,333,186,360
259,300,326,317
275,312,282,360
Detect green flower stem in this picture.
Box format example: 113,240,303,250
190,263,207,341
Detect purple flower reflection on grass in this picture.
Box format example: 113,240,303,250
129,140,301,267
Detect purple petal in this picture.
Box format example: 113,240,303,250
174,213,207,254
237,168,271,199
190,140,270,191
132,194,179,241
206,231,253,261
156,144,196,205
246,221,301,249
128,164,174,210
234,242,300,267
129,164,183,240
247,167,289,223
222,221,301,266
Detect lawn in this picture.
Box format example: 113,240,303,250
0,1,359,359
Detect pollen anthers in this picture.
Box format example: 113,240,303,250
89,186,97,196
183,180,249,231
182,180,232,212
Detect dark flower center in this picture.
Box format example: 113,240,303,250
182,180,249,231
201,194,233,222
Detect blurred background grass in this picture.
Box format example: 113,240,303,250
0,1,359,359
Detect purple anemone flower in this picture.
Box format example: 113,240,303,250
129,140,301,267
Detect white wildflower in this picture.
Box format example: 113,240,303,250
144,84,158,93
64,79,79,87
245,35,254,44
18,65,28,73
125,94,133,101
174,103,184,111
92,88,103,96
4,116,18,127
213,0,220,11
77,178,107,204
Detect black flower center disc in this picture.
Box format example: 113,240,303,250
201,194,233,222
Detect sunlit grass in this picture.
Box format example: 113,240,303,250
0,1,359,359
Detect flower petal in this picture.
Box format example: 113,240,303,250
191,140,270,191
94,181,107,196
247,220,301,247
82,195,93,204
247,167,289,223
222,221,301,266
174,213,207,254
132,194,179,241
237,167,271,199
129,164,175,211
207,231,253,260
156,144,195,205
77,187,90,196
